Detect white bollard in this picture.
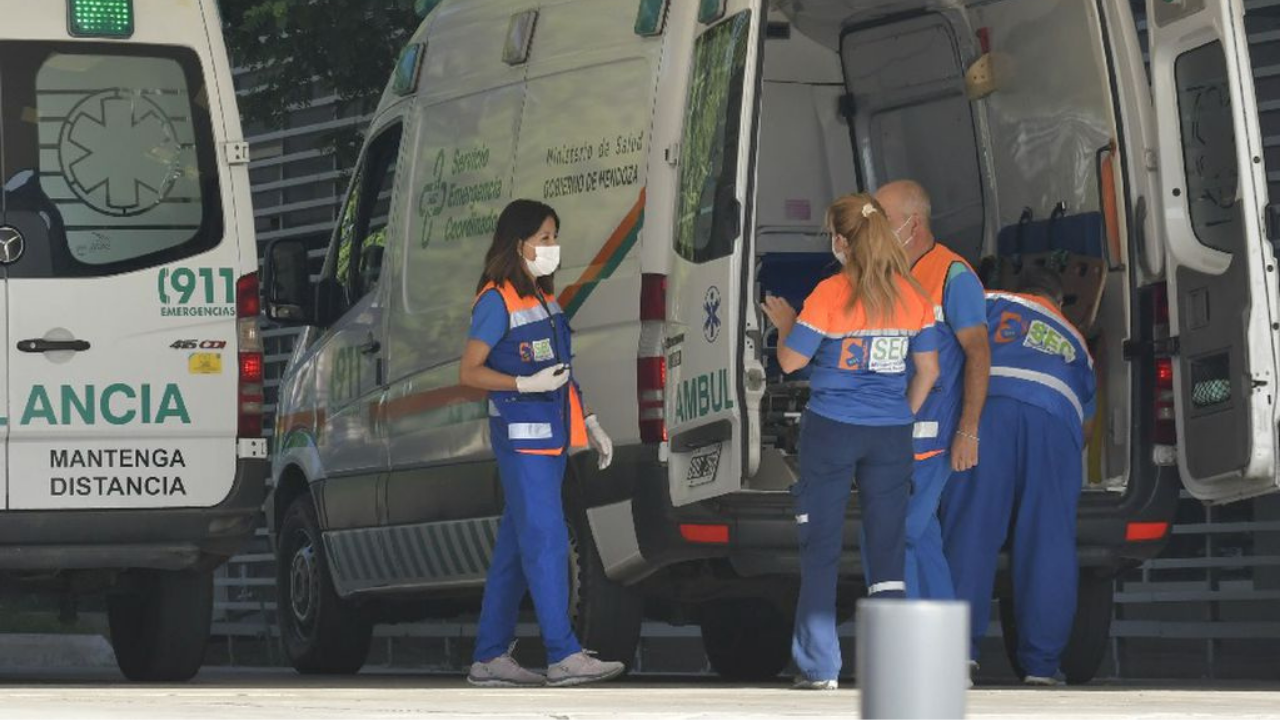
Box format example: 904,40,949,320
857,599,969,719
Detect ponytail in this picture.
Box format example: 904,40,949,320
827,193,928,323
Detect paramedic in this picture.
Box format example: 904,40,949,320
876,180,990,600
940,270,1096,686
762,193,941,690
459,199,624,688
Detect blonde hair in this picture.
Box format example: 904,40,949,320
827,193,928,323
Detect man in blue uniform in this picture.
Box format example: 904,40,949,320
941,270,1096,686
877,180,990,601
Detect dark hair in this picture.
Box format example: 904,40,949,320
476,199,561,297
1019,267,1064,306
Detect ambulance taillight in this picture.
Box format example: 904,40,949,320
1151,283,1176,447
237,273,264,438
639,273,667,444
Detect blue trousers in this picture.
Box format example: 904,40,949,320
792,411,913,682
905,453,956,600
940,396,1081,677
473,438,582,665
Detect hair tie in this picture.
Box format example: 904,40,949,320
861,203,878,219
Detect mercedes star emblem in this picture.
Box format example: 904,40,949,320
0,227,24,265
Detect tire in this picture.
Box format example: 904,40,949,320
277,493,373,674
999,572,1115,685
108,569,213,682
567,509,644,667
700,598,793,682
1060,573,1116,685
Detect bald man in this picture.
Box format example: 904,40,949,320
873,180,991,601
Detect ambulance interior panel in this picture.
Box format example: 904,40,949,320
749,0,1134,493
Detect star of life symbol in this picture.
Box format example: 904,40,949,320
703,286,722,343
416,149,450,248
58,89,183,217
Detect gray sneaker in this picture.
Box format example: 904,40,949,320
792,677,839,691
546,650,625,687
1023,674,1064,687
467,644,546,688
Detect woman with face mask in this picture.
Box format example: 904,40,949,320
761,193,942,690
459,199,622,688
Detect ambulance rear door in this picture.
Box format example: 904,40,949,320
666,1,763,507
1147,0,1280,502
2,0,243,510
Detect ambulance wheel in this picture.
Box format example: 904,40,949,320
108,569,213,682
700,598,793,682
998,572,1115,685
277,493,372,674
568,510,644,667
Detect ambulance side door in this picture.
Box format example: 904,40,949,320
665,0,764,507
1146,0,1280,502
311,119,405,530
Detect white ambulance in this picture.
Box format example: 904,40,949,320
0,0,266,681
264,0,1280,682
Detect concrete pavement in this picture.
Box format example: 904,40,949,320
2,670,1280,719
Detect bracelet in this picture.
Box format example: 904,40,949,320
955,431,980,443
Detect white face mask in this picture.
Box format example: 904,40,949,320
526,244,561,277
831,236,847,265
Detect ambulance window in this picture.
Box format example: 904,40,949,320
674,11,752,264
0,42,223,277
1175,41,1243,254
329,124,401,312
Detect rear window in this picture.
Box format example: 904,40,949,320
1,42,222,278
674,11,752,264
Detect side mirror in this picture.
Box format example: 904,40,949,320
314,276,346,328
263,239,313,325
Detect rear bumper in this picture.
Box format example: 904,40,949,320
0,458,268,572
582,445,1180,587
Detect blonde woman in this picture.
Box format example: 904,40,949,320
762,193,941,689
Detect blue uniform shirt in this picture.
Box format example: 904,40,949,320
468,289,509,348
786,273,940,427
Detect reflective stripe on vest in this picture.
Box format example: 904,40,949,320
509,422,554,441
990,365,1085,422
913,421,939,439
509,302,563,330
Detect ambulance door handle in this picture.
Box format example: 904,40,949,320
358,338,381,355
18,339,90,353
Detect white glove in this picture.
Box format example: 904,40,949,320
515,364,570,393
585,414,613,470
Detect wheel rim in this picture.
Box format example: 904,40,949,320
288,529,320,634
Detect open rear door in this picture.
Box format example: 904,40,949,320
666,1,762,507
1147,0,1280,502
